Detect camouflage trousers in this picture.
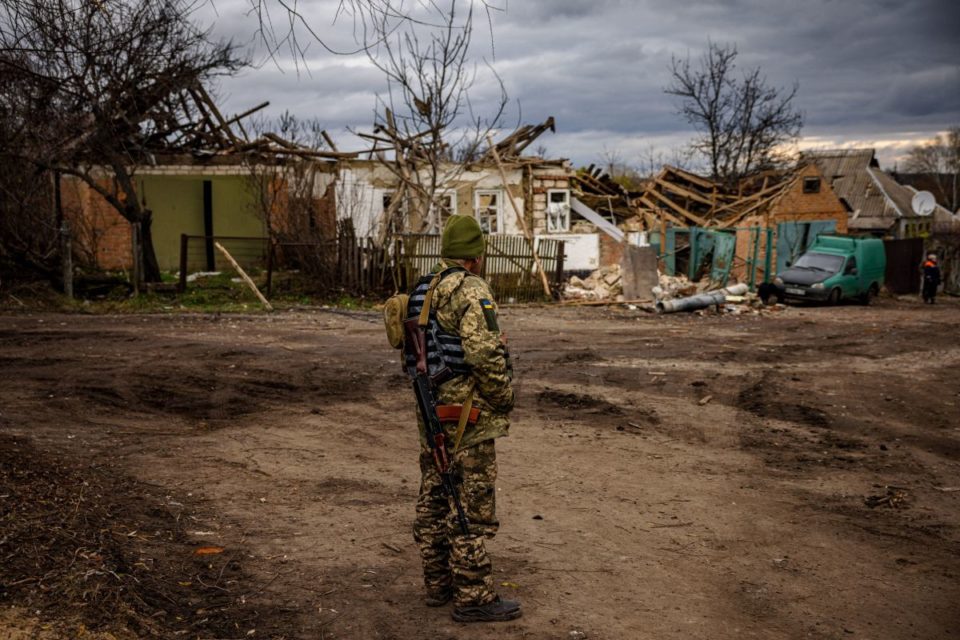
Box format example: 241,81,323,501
414,439,499,607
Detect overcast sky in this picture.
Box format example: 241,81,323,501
202,0,960,171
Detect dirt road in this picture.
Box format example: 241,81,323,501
1,298,959,639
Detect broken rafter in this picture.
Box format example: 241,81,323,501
711,179,789,215
662,165,715,190
653,177,716,209
193,84,242,145
637,196,687,227
482,116,556,161
645,187,709,226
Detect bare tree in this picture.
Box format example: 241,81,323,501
355,1,508,239
666,42,803,185
904,127,960,213
250,1,508,239
0,0,243,283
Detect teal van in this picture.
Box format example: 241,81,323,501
769,236,886,304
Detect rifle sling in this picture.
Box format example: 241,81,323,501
452,383,475,453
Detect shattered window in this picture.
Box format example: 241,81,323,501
428,191,457,234
474,190,501,234
546,189,570,232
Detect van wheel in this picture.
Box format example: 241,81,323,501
860,284,878,305
828,288,842,305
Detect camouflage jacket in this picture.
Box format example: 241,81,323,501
416,259,514,450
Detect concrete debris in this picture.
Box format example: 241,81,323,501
564,265,623,300
565,265,788,317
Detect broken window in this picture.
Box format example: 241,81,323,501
382,190,406,235
546,189,571,232
474,190,502,234
803,177,821,194
427,191,457,234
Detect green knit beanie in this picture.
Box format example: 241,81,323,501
441,214,485,259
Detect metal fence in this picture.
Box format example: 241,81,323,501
396,234,565,302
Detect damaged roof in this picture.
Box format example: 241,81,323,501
803,148,956,228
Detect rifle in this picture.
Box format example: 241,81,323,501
405,318,470,535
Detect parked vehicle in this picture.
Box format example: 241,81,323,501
767,235,886,304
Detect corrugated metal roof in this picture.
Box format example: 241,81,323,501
803,149,894,223
803,148,957,228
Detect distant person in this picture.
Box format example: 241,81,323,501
921,253,941,304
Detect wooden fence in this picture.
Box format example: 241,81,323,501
396,234,565,302
179,228,565,301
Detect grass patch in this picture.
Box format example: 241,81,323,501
1,271,384,314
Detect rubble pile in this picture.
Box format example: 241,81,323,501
564,265,788,316
655,279,786,316
564,265,623,301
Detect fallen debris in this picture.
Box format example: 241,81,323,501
563,265,623,301
864,487,909,509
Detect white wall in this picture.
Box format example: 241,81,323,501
334,164,525,238
536,233,600,271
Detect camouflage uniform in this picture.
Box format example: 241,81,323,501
413,259,513,607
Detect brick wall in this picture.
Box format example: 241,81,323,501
771,163,848,231
60,177,133,270
530,172,572,235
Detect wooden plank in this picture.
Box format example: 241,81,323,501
214,242,273,311
645,188,709,226
638,196,687,227
654,177,715,207
663,165,715,190
485,134,551,298
712,180,787,215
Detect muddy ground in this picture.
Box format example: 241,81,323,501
1,297,958,639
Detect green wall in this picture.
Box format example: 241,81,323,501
139,175,264,271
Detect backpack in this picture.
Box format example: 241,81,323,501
382,293,409,349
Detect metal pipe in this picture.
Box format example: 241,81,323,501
656,291,726,314
722,283,749,296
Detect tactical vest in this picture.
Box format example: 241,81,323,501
404,267,472,379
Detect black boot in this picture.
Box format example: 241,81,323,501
425,588,452,607
452,597,522,622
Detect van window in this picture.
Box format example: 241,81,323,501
844,257,857,275
793,252,843,273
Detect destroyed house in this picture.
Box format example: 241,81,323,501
630,163,849,284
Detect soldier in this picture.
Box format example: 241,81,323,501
406,214,521,622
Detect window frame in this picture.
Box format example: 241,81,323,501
546,188,571,233
473,189,503,235
428,190,457,234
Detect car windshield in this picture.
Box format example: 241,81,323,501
792,252,844,272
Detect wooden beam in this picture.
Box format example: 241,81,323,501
638,196,687,227
486,134,552,298
712,180,787,215
646,188,710,226
214,242,273,311
663,165,715,190
654,177,715,207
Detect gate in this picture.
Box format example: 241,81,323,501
883,238,924,294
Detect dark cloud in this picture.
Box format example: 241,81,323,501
204,0,960,167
